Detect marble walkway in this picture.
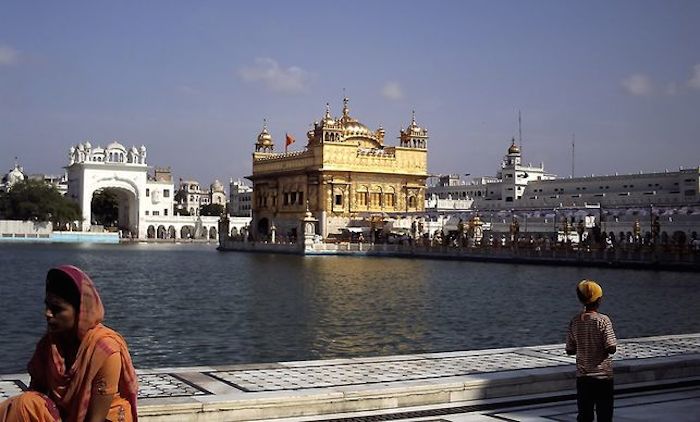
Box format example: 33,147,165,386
1,333,699,421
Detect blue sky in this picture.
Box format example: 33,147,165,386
1,0,699,186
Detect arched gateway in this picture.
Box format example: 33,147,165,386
65,141,251,239
66,141,167,238
66,141,150,237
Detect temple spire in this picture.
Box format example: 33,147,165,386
342,96,350,118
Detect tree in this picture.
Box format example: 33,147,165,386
174,207,191,216
200,203,224,217
91,189,120,227
0,179,81,228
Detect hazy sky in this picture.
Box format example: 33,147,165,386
1,1,699,187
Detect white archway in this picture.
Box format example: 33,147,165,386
86,178,140,236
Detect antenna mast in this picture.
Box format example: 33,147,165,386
571,133,575,178
518,110,522,148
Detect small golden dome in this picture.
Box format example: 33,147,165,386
405,111,427,136
257,121,274,146
321,103,335,126
508,138,520,154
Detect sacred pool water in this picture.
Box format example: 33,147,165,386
1,242,699,374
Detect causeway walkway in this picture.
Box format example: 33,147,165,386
1,333,699,421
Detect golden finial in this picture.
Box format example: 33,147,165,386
342,95,349,117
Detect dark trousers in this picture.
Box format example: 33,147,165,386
576,377,614,422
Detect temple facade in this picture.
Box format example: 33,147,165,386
248,98,429,239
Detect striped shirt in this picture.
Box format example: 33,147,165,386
566,311,617,379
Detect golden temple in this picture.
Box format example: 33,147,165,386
248,98,428,239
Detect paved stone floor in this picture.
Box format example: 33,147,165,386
397,385,700,421
1,333,699,421
268,384,700,421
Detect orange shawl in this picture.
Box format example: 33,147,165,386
27,265,138,422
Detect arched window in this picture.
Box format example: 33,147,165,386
408,195,417,208
385,187,396,208
356,186,369,207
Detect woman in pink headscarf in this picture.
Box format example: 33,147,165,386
0,265,138,422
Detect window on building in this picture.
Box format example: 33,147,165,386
386,193,395,207
146,188,150,197
335,194,343,206
164,209,168,216
298,192,304,204
153,211,159,216
145,210,149,215
408,196,416,208
163,189,170,197
370,192,381,206
290,192,297,205
357,192,368,206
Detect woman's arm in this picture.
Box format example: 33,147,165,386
86,352,121,422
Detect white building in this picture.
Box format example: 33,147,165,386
209,180,227,208
229,179,252,217
65,141,247,239
175,179,227,216
176,180,203,216
0,162,25,192
428,139,700,210
2,160,69,197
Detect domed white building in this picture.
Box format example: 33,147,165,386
1,162,25,191
65,141,248,240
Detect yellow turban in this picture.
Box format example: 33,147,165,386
577,280,603,304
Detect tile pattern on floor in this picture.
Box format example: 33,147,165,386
532,335,700,361
210,352,569,392
137,373,209,398
3,334,698,400
1,374,209,400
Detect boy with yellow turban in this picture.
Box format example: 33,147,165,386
566,279,617,422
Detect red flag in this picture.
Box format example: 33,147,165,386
285,133,295,152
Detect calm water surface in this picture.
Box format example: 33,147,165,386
1,242,699,373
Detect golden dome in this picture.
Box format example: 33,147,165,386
342,120,373,137
257,120,273,146
403,111,427,137
508,138,520,154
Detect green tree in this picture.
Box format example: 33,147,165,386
200,203,224,217
0,179,81,228
91,189,120,227
174,207,191,216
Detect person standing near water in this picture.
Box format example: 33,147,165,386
566,279,617,422
0,265,138,422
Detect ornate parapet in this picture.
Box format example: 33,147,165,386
252,150,317,175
